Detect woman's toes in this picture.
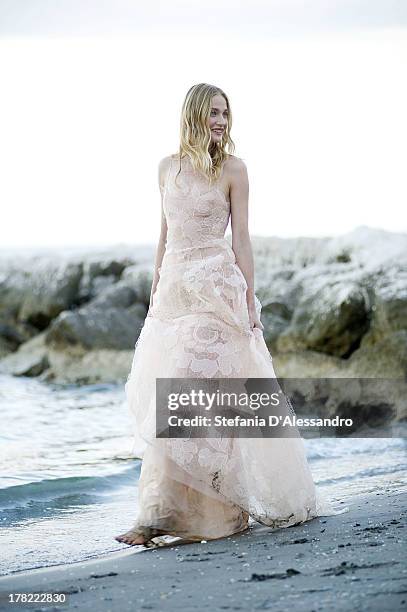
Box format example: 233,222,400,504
115,533,131,543
130,536,145,545
115,531,146,546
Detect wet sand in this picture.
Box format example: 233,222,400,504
0,490,406,611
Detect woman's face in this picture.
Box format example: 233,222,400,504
208,94,228,145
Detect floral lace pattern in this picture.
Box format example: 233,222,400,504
163,155,231,251
125,154,349,541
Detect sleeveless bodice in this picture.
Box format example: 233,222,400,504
162,155,230,252
151,153,262,334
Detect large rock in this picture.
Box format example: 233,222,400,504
0,332,49,377
0,247,153,350
0,258,83,357
77,255,135,303
19,261,84,326
121,263,154,305
274,263,371,358
0,317,38,355
346,330,407,378
359,262,407,346
273,373,406,433
43,347,134,385
46,304,146,351
0,260,83,328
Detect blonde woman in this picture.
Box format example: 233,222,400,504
115,83,347,547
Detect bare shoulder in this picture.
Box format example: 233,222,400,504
224,156,248,192
224,154,247,175
158,155,173,190
158,155,173,171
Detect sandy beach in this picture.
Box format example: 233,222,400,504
0,489,405,612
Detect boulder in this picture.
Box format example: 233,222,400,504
121,263,154,305
45,347,134,384
0,259,83,338
46,302,146,351
77,255,134,303
277,266,370,358
0,332,49,377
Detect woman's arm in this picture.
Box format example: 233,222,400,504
229,157,263,330
148,157,169,309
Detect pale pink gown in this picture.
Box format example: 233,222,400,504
125,154,348,541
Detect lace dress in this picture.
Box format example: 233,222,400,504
125,154,348,542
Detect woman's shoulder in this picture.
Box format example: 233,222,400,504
223,154,247,175
168,153,184,161
224,153,245,164
159,154,176,166
158,156,174,192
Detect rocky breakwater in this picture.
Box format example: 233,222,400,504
0,244,154,384
0,227,406,430
252,226,407,430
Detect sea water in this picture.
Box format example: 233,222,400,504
1,372,406,576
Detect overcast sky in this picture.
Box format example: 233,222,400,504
0,1,406,248
1,1,406,37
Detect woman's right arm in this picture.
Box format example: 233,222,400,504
148,157,169,310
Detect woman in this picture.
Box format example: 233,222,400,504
115,83,348,547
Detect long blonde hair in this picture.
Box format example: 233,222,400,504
174,83,235,187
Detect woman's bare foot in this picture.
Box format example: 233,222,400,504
114,529,148,546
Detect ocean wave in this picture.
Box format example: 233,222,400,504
0,463,140,510
316,462,407,486
306,436,407,460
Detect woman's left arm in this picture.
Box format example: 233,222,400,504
229,158,264,331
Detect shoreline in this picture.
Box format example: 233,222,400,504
0,489,406,611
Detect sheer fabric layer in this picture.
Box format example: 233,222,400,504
125,155,349,541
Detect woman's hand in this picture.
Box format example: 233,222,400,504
248,302,264,332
